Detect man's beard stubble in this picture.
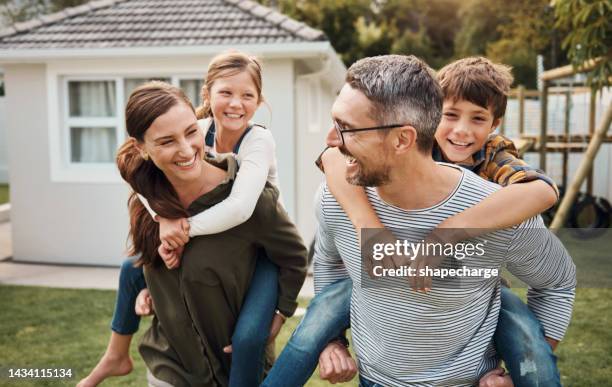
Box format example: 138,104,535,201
339,145,391,187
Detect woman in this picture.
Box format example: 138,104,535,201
115,81,307,386
78,52,297,387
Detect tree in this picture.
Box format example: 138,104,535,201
554,0,612,90
0,0,88,26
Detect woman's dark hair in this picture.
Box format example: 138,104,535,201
116,81,193,266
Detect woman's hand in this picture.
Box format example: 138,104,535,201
159,217,190,250
222,311,286,354
267,312,286,344
158,244,184,269
135,288,154,316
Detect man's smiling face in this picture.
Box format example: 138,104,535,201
326,84,392,187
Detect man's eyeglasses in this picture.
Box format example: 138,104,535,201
333,120,405,145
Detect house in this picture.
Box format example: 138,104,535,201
0,0,345,265
0,68,7,184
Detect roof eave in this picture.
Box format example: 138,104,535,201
0,41,333,64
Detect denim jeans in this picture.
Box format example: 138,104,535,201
110,257,145,335
228,254,278,387
263,279,560,387
495,286,561,387
110,254,277,387
262,277,352,387
358,376,384,387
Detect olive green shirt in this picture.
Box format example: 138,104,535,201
139,155,308,387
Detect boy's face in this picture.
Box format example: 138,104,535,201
434,99,500,164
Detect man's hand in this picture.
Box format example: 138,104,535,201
135,288,154,316
159,217,190,250
478,367,514,387
158,244,184,269
318,341,357,384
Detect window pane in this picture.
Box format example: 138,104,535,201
68,81,116,117
124,78,171,99
70,127,117,163
180,79,204,107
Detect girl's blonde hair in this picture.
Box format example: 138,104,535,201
196,51,264,119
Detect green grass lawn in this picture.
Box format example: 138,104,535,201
0,285,610,386
0,184,8,204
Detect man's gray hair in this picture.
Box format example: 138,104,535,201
346,55,443,153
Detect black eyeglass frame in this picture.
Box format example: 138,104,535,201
333,120,406,145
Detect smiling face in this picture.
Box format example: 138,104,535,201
327,84,393,186
209,70,260,134
138,102,205,185
434,99,500,163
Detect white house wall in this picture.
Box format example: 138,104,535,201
0,95,7,183
5,63,131,265
295,76,337,244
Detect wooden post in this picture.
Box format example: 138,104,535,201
518,85,525,135
562,91,571,189
550,102,612,231
587,89,596,194
539,83,549,171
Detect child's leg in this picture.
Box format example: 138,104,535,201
228,255,278,387
494,286,561,387
77,258,146,387
262,277,352,387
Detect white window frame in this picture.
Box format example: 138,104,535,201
49,73,205,183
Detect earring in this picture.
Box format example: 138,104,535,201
141,152,149,161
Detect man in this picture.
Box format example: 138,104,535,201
313,55,576,386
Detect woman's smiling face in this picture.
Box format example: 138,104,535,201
209,70,260,133
140,102,204,184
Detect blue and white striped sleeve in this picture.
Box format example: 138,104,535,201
505,216,577,341
313,184,349,294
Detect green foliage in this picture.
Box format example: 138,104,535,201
554,0,612,91
0,0,88,26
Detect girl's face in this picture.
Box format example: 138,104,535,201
209,71,260,133
139,102,205,185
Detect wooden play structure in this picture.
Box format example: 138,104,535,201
500,59,612,233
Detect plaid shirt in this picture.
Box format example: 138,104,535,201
433,134,559,198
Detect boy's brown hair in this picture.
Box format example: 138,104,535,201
437,57,513,120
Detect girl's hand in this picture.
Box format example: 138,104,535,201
158,244,184,269
135,288,154,316
159,217,190,249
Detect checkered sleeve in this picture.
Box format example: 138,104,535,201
482,135,559,199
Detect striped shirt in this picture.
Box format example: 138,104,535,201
313,163,576,387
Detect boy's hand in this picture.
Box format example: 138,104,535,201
135,288,154,316
318,341,357,384
159,217,190,249
158,244,184,269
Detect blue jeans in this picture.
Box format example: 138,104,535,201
359,376,384,387
110,255,277,387
495,286,561,387
110,258,145,335
262,278,352,387
263,279,560,387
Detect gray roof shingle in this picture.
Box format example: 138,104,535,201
0,0,327,49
